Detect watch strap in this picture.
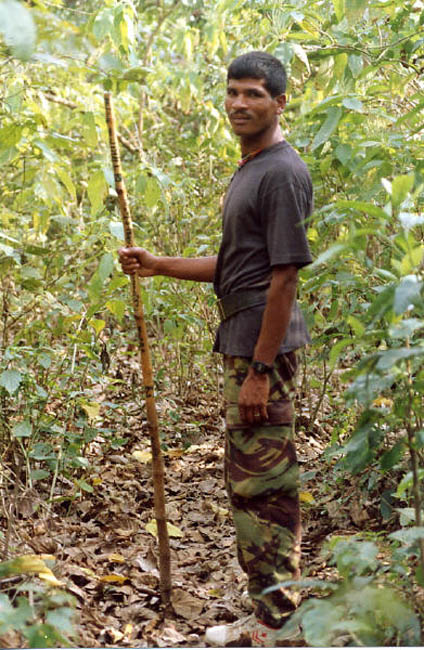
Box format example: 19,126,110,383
250,360,273,374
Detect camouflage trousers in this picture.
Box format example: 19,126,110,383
223,352,301,629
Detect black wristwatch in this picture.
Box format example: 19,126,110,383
250,360,273,375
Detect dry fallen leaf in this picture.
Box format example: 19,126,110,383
208,502,230,517
350,499,370,526
99,574,129,584
145,520,184,538
108,553,126,564
171,588,204,620
103,627,124,643
300,490,316,504
0,554,63,586
160,623,186,644
123,623,134,638
132,449,152,463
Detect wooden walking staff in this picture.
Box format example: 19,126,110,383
104,91,172,608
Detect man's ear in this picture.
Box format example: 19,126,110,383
276,94,286,114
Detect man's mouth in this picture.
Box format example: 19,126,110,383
231,114,250,123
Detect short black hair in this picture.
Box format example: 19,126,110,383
227,51,287,97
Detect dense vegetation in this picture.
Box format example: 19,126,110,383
0,0,423,646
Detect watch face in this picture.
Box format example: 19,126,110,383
251,361,272,374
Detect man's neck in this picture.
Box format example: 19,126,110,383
240,125,284,157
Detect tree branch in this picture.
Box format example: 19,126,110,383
43,92,139,154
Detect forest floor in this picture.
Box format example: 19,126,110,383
1,357,387,649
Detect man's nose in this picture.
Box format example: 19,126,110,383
232,93,248,109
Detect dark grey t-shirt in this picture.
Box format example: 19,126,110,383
213,140,313,357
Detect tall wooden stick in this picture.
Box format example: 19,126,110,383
104,92,172,608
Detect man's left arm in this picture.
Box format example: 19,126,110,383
238,264,298,424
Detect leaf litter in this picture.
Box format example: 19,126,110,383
1,361,378,648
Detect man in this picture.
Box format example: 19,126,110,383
119,51,313,647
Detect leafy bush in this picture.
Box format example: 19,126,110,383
275,537,422,647
0,556,76,648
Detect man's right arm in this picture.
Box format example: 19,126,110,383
118,247,217,283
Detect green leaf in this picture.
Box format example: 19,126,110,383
380,441,404,471
75,479,94,493
329,338,353,368
396,507,420,525
29,442,54,460
109,221,124,240
396,470,424,497
87,170,107,215
33,139,58,163
334,143,352,165
46,607,75,635
106,299,126,321
0,369,22,394
88,272,103,301
391,174,414,208
25,622,66,648
342,97,363,112
389,527,424,545
376,346,424,371
31,469,50,481
302,599,346,647
336,199,389,220
348,54,363,77
82,112,98,147
415,564,424,587
55,167,76,201
92,7,114,40
292,43,310,73
0,124,22,148
347,315,365,336
346,0,368,20
0,0,36,61
394,275,423,315
274,42,293,66
144,177,161,208
311,107,342,151
367,285,395,322
0,594,31,633
332,0,345,22
37,353,52,369
389,318,423,340
13,420,32,438
331,538,379,577
309,243,346,267
0,241,20,262
89,318,106,335
415,430,424,449
98,252,114,282
399,246,424,275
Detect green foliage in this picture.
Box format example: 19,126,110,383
0,589,76,648
0,0,36,61
1,0,424,639
0,557,76,648
274,537,421,646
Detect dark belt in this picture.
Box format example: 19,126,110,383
217,289,266,322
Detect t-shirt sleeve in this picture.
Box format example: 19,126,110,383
259,176,313,269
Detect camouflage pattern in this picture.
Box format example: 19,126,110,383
223,352,301,629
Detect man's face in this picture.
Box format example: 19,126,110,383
225,77,285,138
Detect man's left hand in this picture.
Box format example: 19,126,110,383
238,370,270,425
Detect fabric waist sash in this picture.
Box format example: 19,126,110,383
217,289,267,322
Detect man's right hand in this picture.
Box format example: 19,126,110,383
118,247,157,277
